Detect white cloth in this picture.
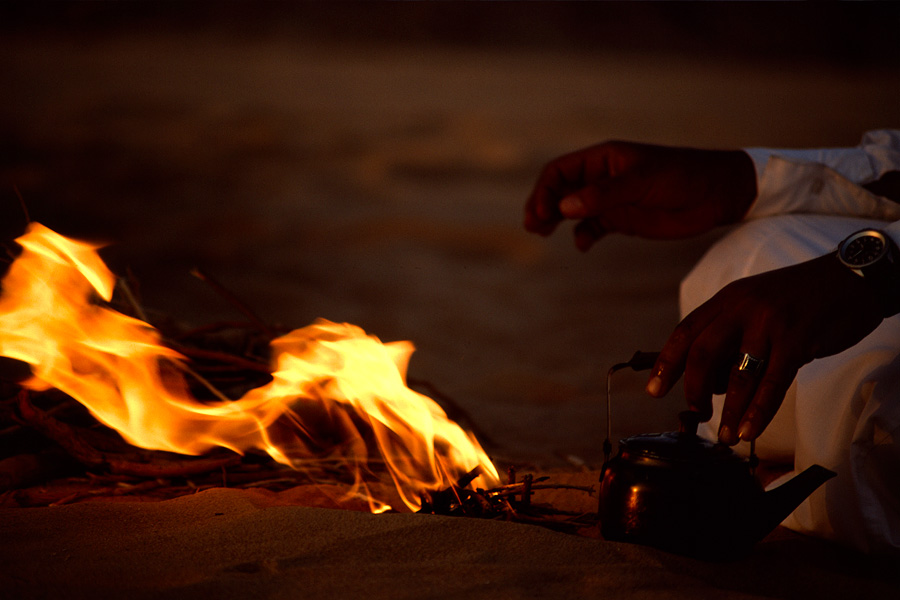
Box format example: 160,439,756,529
681,130,900,555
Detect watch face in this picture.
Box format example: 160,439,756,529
840,231,888,267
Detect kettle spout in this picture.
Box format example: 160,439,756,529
755,464,836,542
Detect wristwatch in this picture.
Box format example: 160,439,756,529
836,228,900,318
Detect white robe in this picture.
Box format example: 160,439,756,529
681,130,900,555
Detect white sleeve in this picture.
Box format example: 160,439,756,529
743,129,900,222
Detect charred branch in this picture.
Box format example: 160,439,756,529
418,466,597,535
15,391,241,478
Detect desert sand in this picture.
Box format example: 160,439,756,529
2,480,897,600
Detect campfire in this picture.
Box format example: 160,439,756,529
0,223,594,531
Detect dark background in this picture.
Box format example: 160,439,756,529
4,2,900,64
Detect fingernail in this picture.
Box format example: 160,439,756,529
738,420,754,441
559,195,583,216
646,376,662,397
718,425,735,446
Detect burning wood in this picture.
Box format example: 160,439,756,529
418,466,597,534
0,223,595,535
15,391,241,478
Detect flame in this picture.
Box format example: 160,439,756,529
0,223,498,511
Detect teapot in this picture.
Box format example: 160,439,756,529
598,352,835,560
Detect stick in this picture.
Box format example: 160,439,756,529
507,465,516,485
455,466,482,489
190,268,274,337
482,476,550,495
16,392,241,478
487,483,595,499
50,479,164,506
173,321,263,340
0,448,67,491
167,359,235,404
116,279,236,404
13,185,30,224
168,344,270,373
116,278,150,323
521,473,533,506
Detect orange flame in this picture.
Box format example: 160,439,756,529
0,223,498,511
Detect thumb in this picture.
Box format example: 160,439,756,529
573,219,607,252
557,173,643,220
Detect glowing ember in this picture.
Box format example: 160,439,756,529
0,223,498,511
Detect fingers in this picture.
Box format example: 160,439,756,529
523,183,562,236
647,286,798,444
717,351,767,446
735,349,797,442
648,296,799,445
573,219,607,252
646,299,724,403
717,365,759,445
524,145,618,238
524,152,594,236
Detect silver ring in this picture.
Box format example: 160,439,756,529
737,352,766,377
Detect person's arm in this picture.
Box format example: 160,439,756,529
647,131,900,443
525,131,900,250
646,249,890,444
525,132,900,444
524,141,757,251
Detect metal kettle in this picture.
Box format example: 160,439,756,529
598,352,836,560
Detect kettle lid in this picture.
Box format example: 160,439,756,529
619,411,739,463
620,430,738,463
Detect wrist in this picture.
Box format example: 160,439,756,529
836,228,900,318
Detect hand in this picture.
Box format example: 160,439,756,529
524,141,757,250
646,254,885,444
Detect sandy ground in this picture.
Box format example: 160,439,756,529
2,482,897,600
1,4,899,598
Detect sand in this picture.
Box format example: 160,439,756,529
2,480,897,600
1,4,900,598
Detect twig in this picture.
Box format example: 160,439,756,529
16,391,241,477
173,321,263,340
191,268,275,337
238,477,304,489
0,448,69,491
521,473,533,506
482,476,550,495
486,483,595,500
116,277,149,323
116,278,235,403
167,344,270,373
168,360,235,403
50,479,165,506
13,185,30,224
455,466,482,489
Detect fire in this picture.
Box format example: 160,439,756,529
0,223,498,511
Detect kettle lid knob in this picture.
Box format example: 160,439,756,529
678,410,702,436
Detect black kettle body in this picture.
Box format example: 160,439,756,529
598,412,835,559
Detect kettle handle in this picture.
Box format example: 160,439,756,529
603,351,660,463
